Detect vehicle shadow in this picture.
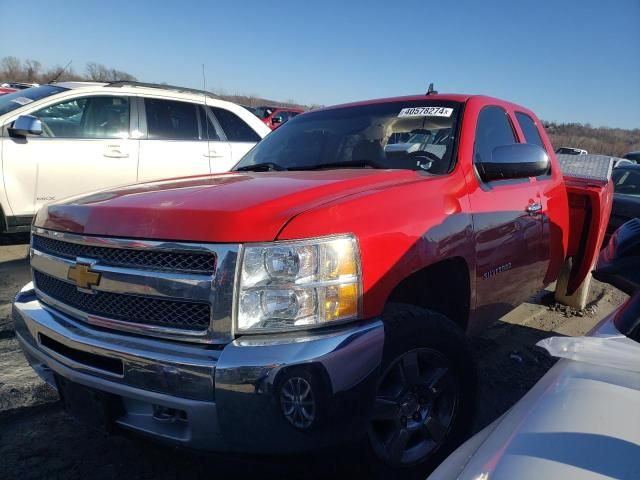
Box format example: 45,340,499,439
469,317,563,432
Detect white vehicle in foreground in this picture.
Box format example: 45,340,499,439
430,219,640,480
0,81,270,233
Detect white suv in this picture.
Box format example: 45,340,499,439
0,81,271,233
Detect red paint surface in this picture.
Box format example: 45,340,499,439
564,178,613,293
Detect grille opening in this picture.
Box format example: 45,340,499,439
39,333,124,376
33,271,211,332
32,235,216,275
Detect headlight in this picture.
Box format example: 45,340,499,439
236,235,361,333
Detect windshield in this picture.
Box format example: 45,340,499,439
613,168,640,196
0,85,68,116
235,100,462,174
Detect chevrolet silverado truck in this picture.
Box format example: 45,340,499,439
13,93,612,478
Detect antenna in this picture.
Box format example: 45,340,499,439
48,60,73,84
426,83,438,95
202,64,211,171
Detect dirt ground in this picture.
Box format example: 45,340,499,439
0,236,628,479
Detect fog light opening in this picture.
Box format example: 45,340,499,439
152,405,187,423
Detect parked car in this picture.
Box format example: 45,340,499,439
555,146,588,155
14,93,612,478
614,158,636,168
623,151,640,164
1,82,37,90
429,218,640,480
0,87,17,96
254,105,304,129
606,164,640,243
0,81,270,234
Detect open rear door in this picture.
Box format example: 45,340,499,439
558,155,614,295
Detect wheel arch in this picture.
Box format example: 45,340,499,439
385,256,471,331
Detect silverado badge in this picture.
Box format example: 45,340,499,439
67,263,101,290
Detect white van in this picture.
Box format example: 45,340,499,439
0,81,270,233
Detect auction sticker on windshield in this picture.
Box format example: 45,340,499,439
398,106,453,117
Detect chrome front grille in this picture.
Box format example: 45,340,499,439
30,228,239,343
33,271,211,331
32,234,216,274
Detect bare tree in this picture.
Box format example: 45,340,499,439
24,59,42,82
1,56,22,80
86,62,111,81
110,68,136,81
44,64,82,83
86,62,136,82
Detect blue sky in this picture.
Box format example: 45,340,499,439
0,0,638,128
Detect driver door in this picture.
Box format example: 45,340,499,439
2,95,138,216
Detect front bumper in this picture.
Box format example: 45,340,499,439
13,284,384,453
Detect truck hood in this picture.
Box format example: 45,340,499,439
35,170,420,242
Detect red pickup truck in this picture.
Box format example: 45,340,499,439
13,93,612,477
254,105,304,129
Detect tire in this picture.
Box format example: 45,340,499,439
363,303,476,480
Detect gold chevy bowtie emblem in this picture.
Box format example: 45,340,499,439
67,263,101,289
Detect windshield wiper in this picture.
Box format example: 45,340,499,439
234,162,287,172
290,160,383,171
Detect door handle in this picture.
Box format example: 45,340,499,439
104,147,129,158
526,202,543,214
204,151,224,158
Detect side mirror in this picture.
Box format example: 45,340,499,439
271,116,283,125
478,143,549,182
9,115,43,137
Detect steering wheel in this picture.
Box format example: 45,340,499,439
409,150,441,171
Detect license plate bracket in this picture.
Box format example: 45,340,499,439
56,376,122,433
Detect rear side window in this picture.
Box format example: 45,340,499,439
473,106,517,166
210,107,261,143
516,112,546,151
145,98,199,140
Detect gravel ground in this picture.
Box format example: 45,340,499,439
0,236,628,479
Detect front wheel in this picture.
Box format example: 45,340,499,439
365,304,476,479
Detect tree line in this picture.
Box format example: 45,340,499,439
1,56,136,84
544,121,639,158
0,56,309,109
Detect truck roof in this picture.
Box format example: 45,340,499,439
315,94,530,113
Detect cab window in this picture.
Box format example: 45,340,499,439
515,112,546,151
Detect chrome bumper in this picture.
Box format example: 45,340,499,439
13,284,384,453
